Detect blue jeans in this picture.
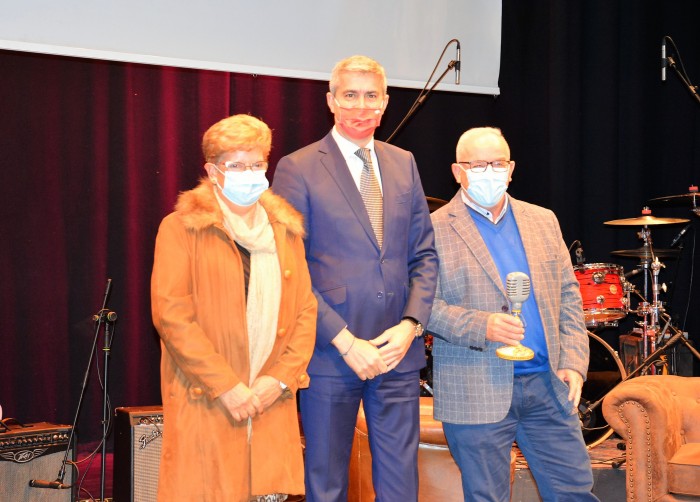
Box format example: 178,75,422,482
443,371,598,502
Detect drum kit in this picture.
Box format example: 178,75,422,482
576,187,700,447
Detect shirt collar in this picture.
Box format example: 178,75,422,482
460,189,510,224
331,126,375,159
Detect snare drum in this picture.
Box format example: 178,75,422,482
574,263,627,327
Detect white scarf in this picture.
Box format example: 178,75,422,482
215,192,281,385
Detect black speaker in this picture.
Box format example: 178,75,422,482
664,335,695,376
0,421,75,502
114,406,163,502
620,330,695,376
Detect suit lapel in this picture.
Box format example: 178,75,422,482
447,195,506,298
318,133,381,250
510,198,544,313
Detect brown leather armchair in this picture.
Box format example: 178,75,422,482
348,396,515,501
602,375,700,501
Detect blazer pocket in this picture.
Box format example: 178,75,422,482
320,285,346,306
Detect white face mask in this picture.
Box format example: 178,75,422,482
463,166,509,208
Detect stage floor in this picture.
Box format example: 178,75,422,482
74,437,627,501
512,437,627,501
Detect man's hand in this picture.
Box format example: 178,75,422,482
485,313,525,346
251,375,284,410
332,328,388,380
369,320,415,371
556,368,584,409
218,382,264,422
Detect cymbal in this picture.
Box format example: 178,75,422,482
604,215,690,226
648,190,700,206
610,246,680,259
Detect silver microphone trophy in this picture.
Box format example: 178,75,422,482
496,271,535,361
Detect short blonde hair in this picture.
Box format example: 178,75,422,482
329,55,388,95
456,127,510,161
201,114,272,163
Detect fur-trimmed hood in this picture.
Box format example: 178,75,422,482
174,178,305,237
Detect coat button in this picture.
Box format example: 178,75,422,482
284,269,292,279
189,387,204,399
502,305,509,312
277,328,287,337
377,292,384,299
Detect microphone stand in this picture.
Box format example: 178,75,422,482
385,61,457,144
385,39,460,144
99,309,117,502
30,279,114,496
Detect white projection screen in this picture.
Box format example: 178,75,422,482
0,0,501,95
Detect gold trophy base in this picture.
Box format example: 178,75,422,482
496,343,535,361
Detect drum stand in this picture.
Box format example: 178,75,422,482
627,225,700,374
594,203,697,462
638,237,661,374
626,227,667,375
579,226,700,437
624,310,700,379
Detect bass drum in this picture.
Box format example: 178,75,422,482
579,331,626,448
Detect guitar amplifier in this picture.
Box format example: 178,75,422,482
114,406,164,502
0,421,75,502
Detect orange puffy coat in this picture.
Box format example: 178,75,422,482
151,181,316,501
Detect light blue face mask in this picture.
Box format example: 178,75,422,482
463,166,509,208
215,167,269,207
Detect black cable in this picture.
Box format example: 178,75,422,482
665,36,693,82
663,35,700,105
568,240,581,252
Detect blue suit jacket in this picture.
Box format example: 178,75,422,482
273,131,438,376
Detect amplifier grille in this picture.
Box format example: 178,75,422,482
0,422,74,502
114,406,163,502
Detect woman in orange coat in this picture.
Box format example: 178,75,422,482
151,114,317,502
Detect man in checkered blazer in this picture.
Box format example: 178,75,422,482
427,127,598,501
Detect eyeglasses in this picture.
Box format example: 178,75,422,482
218,161,269,172
334,94,384,110
457,160,511,173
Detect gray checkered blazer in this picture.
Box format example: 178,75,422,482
427,193,589,424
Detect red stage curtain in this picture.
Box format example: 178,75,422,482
0,49,331,440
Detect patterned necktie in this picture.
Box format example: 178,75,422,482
355,148,384,248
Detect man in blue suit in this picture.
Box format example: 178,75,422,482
273,55,438,502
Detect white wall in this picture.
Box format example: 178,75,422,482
1,0,501,95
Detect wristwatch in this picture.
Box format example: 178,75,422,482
279,380,293,399
402,316,425,338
